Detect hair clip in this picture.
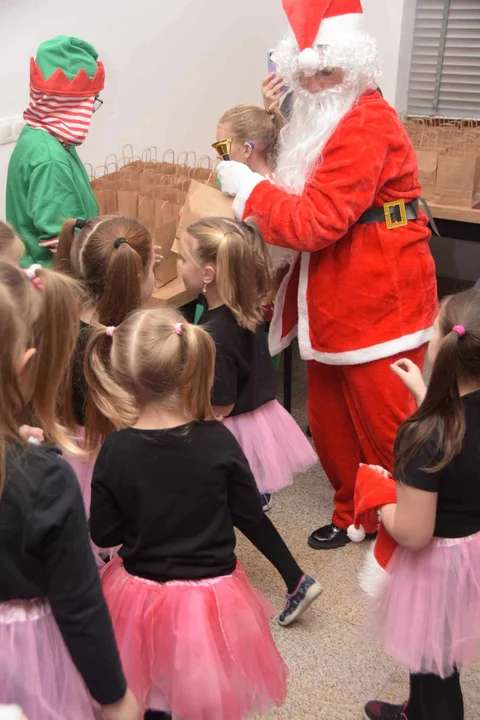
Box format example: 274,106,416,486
114,237,128,249
24,264,44,291
106,326,116,337
452,325,466,337
174,323,184,335
75,218,86,230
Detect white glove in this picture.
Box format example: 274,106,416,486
217,161,264,219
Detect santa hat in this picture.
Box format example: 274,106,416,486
282,0,364,73
347,464,398,595
30,35,105,97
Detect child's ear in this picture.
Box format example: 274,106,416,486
203,264,216,286
16,348,37,377
244,141,254,160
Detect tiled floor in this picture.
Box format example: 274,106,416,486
240,348,480,719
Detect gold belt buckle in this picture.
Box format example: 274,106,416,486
384,199,408,230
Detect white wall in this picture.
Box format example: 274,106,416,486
0,0,414,218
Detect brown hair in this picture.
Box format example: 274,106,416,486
55,215,153,326
84,307,216,445
55,216,153,447
0,261,80,498
0,221,24,263
219,104,284,168
395,289,480,480
185,217,272,331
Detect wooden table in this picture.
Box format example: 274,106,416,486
429,203,480,225
148,276,294,413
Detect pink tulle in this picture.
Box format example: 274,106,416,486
0,599,98,720
62,429,118,567
101,557,288,719
61,428,96,515
223,400,317,494
366,530,480,678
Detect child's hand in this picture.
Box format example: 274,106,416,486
390,358,427,406
101,689,140,720
19,425,44,444
362,463,390,478
261,72,286,111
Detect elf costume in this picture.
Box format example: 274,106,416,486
217,0,437,549
6,36,104,268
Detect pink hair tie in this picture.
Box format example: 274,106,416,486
453,325,466,337
106,326,116,337
174,322,184,335
24,264,44,291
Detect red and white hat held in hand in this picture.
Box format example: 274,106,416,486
282,0,364,74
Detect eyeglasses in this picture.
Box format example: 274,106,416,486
93,96,104,113
212,138,232,160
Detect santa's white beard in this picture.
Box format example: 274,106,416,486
275,83,360,194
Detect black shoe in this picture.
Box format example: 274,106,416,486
363,700,408,719
308,523,350,549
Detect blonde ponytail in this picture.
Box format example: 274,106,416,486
180,323,215,420
187,216,272,331
84,308,217,429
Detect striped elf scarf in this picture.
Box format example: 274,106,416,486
24,86,95,146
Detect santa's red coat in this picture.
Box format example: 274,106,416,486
244,90,438,364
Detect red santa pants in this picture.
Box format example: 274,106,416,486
307,345,427,533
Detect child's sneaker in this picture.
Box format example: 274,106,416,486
278,574,322,626
363,700,408,719
261,493,273,512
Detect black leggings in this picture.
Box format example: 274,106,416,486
240,514,303,594
406,671,464,720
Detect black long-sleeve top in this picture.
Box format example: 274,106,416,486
0,442,126,705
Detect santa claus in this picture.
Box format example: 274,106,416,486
217,0,438,549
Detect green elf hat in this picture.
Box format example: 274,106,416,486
30,35,105,97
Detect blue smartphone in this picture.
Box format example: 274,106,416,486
268,50,289,92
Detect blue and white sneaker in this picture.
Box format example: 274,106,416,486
278,574,323,627
261,493,273,512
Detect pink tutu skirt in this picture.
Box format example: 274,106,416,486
366,530,480,678
0,598,98,720
223,399,317,494
101,556,288,719
61,427,96,515
62,429,119,567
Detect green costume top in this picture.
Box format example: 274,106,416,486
6,126,98,267
6,35,105,268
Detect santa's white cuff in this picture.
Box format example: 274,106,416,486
0,706,23,720
232,173,265,219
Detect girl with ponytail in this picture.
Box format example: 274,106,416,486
178,216,321,627
54,215,155,514
86,307,288,720
363,288,480,720
0,261,138,720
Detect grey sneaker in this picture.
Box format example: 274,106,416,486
278,574,322,627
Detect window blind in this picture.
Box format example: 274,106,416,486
407,0,480,118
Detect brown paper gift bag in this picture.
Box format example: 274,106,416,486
154,202,179,287
176,179,234,243
434,154,480,208
416,149,439,202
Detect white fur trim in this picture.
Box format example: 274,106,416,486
347,524,366,543
358,543,389,597
298,48,321,75
315,13,364,45
304,327,434,366
268,255,299,356
297,252,312,360
232,172,265,220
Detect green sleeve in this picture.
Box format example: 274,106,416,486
27,161,92,244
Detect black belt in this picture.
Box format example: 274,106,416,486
357,199,418,229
